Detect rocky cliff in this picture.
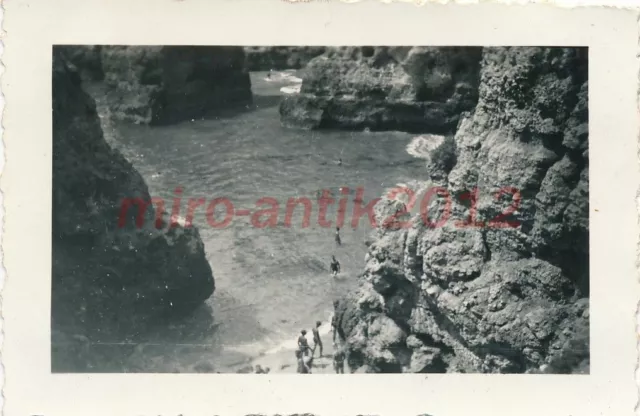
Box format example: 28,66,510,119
101,46,252,125
280,47,483,133
58,45,105,82
52,53,215,371
334,47,589,374
244,46,326,71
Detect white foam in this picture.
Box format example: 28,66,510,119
406,134,445,159
264,71,303,84
264,321,333,355
169,214,188,226
224,318,334,358
280,84,301,95
281,73,302,83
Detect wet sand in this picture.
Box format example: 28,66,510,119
247,334,339,374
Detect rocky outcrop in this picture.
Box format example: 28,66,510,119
244,46,326,71
101,46,252,125
52,53,215,370
280,47,483,133
334,47,589,374
57,45,105,82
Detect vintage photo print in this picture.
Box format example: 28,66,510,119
51,44,589,376
2,1,638,416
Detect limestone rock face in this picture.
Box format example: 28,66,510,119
101,46,252,125
58,45,105,82
279,47,483,133
244,46,326,70
52,53,215,369
335,47,589,374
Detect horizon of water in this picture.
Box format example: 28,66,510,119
94,70,431,372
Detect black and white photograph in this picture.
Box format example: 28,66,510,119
51,45,589,374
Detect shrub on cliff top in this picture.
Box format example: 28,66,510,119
430,134,457,174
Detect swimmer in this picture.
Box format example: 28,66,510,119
337,157,342,166
330,255,341,276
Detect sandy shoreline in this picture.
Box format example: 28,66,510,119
227,328,340,374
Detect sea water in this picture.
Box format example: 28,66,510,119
98,71,430,372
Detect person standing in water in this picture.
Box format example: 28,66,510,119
298,329,311,356
331,302,339,343
330,255,341,277
311,321,323,358
333,344,345,374
302,352,313,374
335,227,342,246
295,350,309,374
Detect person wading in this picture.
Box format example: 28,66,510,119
335,227,342,246
333,343,345,374
330,255,341,277
331,303,339,343
298,329,311,356
311,321,323,358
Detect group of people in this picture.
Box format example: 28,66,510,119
295,320,346,374
330,226,342,276
293,207,347,374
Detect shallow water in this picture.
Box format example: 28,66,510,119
100,71,428,371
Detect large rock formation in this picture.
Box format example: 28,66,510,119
334,47,589,374
58,45,105,82
280,47,483,133
101,46,252,125
52,53,215,370
244,46,326,71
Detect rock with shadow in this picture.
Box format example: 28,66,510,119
51,52,215,372
334,47,589,374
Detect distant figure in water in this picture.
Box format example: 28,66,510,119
337,158,342,166
333,344,345,374
330,255,341,276
335,227,342,246
312,321,323,358
298,329,311,356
